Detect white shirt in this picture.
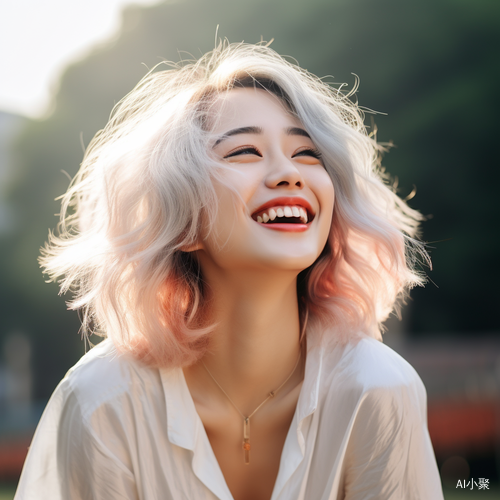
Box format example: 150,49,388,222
15,333,444,500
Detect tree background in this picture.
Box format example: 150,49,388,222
1,0,499,400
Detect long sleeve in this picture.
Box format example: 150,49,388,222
342,381,443,500
14,376,139,500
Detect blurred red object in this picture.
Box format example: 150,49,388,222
428,399,498,455
0,437,31,481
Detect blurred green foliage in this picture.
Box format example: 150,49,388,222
1,0,499,399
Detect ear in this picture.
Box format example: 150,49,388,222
179,241,204,253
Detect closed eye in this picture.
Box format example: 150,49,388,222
224,147,262,159
223,146,322,160
293,148,322,160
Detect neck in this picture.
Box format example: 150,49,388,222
184,263,304,415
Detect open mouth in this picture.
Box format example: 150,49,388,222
251,205,315,225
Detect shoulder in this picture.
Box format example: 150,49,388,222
323,337,444,499
320,334,427,420
56,339,164,423
16,340,151,496
345,335,422,385
323,334,425,388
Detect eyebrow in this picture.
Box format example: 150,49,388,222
213,126,311,148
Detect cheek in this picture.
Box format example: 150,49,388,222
316,170,335,212
316,173,335,241
202,176,249,247
210,166,261,222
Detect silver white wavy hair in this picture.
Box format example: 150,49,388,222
41,42,428,367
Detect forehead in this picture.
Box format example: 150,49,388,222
209,87,303,134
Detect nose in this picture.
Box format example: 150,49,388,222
264,156,305,190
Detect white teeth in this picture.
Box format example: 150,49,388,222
299,207,308,223
254,205,311,224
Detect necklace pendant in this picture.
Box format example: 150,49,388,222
243,417,250,465
243,438,251,465
202,352,301,468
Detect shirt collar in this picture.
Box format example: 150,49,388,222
160,335,325,499
161,337,324,448
161,366,198,451
160,365,235,500
297,333,324,423
270,335,324,499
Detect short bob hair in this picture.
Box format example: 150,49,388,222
41,42,428,367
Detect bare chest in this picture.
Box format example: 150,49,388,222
195,385,302,500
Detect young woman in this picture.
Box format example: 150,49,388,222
15,43,444,500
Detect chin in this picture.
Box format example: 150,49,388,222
256,251,320,273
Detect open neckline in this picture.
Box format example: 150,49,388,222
164,341,323,500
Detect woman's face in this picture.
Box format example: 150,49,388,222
195,87,335,275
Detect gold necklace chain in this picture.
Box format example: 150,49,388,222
202,350,302,465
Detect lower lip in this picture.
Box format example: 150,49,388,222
257,222,310,232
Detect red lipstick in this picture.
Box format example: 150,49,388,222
251,196,315,232
251,196,314,219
